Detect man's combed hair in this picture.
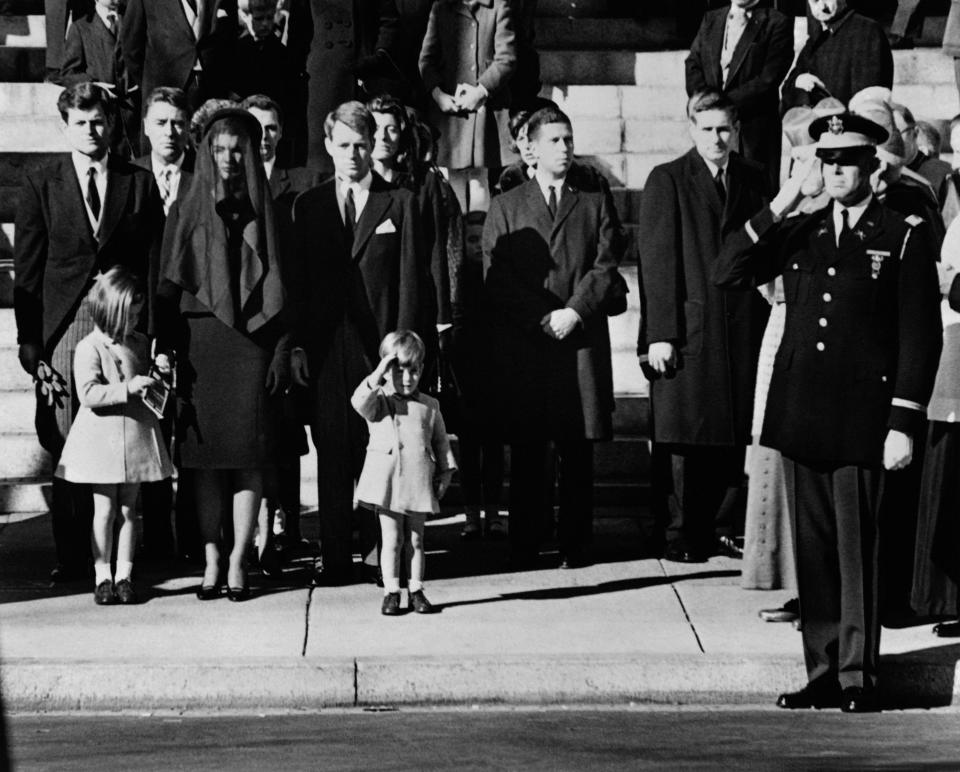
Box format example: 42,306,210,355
57,82,111,122
525,105,572,141
324,100,376,143
379,330,426,369
86,266,144,343
686,90,738,124
143,86,189,117
241,93,284,126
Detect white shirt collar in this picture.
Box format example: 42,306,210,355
832,194,873,243
72,151,107,178
701,156,728,180
151,152,184,179
263,158,276,182
95,4,119,29
535,172,565,204
337,169,372,196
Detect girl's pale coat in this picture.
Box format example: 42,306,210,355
56,329,174,484
352,378,457,514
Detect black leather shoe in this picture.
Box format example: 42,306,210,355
227,585,251,602
933,620,960,638
94,580,116,605
663,543,707,563
258,548,283,580
759,597,800,623
840,686,879,713
559,550,590,570
409,590,435,614
381,592,402,616
196,584,221,601
360,564,384,588
114,579,138,605
776,680,841,709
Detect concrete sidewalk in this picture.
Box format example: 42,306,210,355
0,510,958,711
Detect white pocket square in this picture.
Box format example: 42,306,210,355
217,8,228,17
375,220,397,235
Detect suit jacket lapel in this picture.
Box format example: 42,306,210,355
725,11,761,87
98,159,131,248
269,167,291,200
705,11,724,87
352,188,392,260
687,149,723,220
552,184,580,236
522,178,555,237
723,155,746,231
56,156,98,251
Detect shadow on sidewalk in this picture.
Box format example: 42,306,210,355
880,643,960,710
434,570,740,612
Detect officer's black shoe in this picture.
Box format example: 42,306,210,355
840,686,879,713
776,679,841,709
663,542,707,563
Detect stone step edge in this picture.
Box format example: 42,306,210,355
1,655,952,711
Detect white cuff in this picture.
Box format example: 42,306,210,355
892,397,925,412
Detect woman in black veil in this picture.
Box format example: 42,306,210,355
158,105,289,601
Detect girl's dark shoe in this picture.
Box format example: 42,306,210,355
381,592,402,616
226,585,251,602
196,584,221,601
94,580,116,605
409,589,435,614
114,579,138,605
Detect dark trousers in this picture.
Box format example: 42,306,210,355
509,439,593,558
140,479,175,557
656,443,746,552
784,458,883,690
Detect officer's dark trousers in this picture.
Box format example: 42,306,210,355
509,440,593,559
784,458,883,690
658,443,746,553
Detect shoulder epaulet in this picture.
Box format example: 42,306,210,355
905,214,923,227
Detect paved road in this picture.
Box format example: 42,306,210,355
7,707,960,771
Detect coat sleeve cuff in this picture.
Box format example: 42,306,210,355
747,208,778,243
888,402,927,436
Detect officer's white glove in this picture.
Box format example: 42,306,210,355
883,429,914,471
794,73,826,93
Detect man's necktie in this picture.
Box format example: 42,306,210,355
715,168,726,206
547,185,558,219
87,167,101,221
105,11,118,36
159,167,173,210
838,208,855,249
344,186,357,245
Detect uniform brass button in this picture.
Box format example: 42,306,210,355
816,342,825,351
822,292,832,302
819,317,827,327
827,267,836,276
792,263,799,270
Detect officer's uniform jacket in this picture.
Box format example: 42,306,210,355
713,197,942,468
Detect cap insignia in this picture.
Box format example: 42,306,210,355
828,115,844,135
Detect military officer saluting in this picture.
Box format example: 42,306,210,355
713,112,942,712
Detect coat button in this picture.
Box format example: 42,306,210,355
792,263,799,270
822,292,832,302
827,267,836,276
816,341,825,351
819,317,827,327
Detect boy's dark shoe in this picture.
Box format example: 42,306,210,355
94,580,116,606
114,579,138,605
409,590,435,614
381,592,402,616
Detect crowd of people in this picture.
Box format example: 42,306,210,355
12,0,960,711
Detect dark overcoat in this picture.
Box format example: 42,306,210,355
781,10,893,114
419,0,517,170
14,155,162,353
636,148,770,447
482,177,627,441
685,6,794,186
713,199,942,468
122,0,238,108
61,13,125,87
286,0,402,173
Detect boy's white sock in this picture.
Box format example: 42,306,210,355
383,578,401,594
408,581,423,593
94,563,112,586
114,561,133,582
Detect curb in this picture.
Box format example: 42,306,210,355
3,654,958,711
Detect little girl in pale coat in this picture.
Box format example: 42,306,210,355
56,267,173,605
352,330,457,616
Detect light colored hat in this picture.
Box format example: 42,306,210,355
849,99,904,165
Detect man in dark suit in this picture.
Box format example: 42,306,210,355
714,113,942,712
483,106,628,569
44,0,94,82
781,0,893,114
61,0,139,156
685,1,795,188
637,90,771,563
243,93,317,566
289,101,427,584
286,0,402,173
133,86,193,560
14,83,163,581
122,0,238,117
